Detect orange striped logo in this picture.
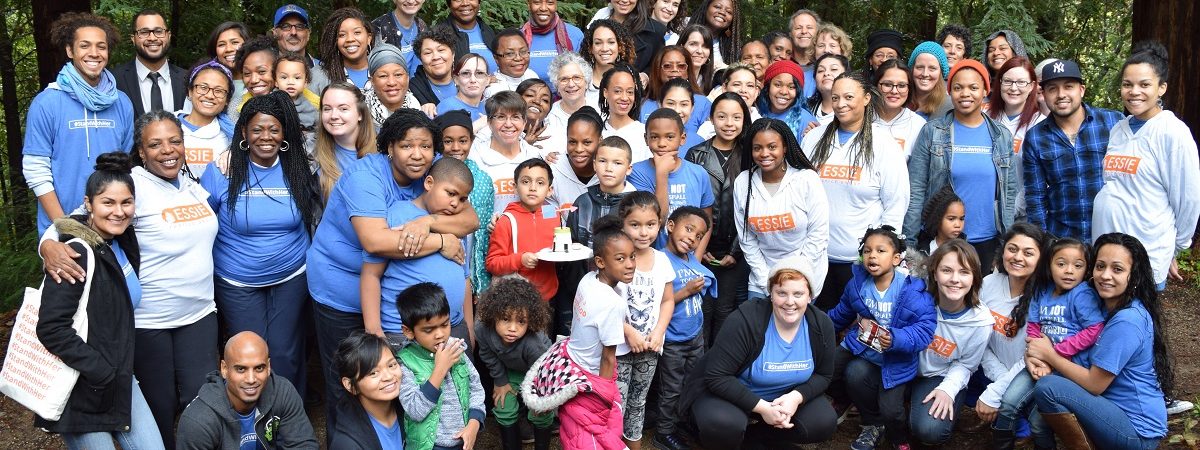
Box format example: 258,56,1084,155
495,178,516,195
990,310,1012,335
748,213,796,233
818,164,862,182
1103,155,1141,175
185,148,215,165
160,203,213,223
1012,138,1023,154
928,335,957,358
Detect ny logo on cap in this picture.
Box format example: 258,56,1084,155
1052,62,1065,73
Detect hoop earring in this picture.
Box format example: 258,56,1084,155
279,141,290,152
238,140,248,151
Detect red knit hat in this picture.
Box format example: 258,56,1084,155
947,59,990,93
763,60,806,91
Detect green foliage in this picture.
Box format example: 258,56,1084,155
0,205,41,312
971,0,1052,59
1166,398,1200,448
409,0,593,30
1175,249,1200,289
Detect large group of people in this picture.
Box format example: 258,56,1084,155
17,1,1198,450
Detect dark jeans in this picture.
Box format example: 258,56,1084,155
312,301,363,440
970,237,1001,274
814,261,854,312
705,257,748,347
214,274,309,395
690,391,837,447
134,312,218,449
839,349,909,444
908,375,966,445
1034,374,1161,450
657,334,704,434
552,259,588,336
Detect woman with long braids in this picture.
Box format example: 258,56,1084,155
801,72,908,312
199,90,321,394
42,111,220,449
685,0,741,70
1027,233,1174,449
734,118,828,302
319,7,376,89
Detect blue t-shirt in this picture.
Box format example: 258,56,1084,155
1028,283,1105,363
111,240,142,309
180,119,201,132
365,201,468,331
391,14,422,75
528,25,585,85
457,24,497,73
739,315,815,400
627,158,715,215
639,95,711,135
846,272,901,366
236,408,261,450
1090,299,1167,438
335,144,359,172
665,250,716,342
951,119,998,242
347,67,371,89
760,106,819,142
370,415,405,450
201,160,309,285
23,88,135,233
429,79,457,102
837,128,855,145
436,96,486,123
802,65,817,99
307,154,425,313
1128,116,1147,135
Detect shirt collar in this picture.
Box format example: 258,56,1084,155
134,58,169,81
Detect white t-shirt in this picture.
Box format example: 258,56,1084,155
875,108,926,160
467,139,543,216
568,271,629,374
617,249,676,356
602,120,651,164
977,273,1029,408
996,111,1045,155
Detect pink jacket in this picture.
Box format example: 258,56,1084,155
559,369,626,450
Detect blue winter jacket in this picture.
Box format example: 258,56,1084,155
828,264,938,389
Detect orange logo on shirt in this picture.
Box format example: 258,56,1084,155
495,178,516,195
185,148,215,165
990,310,1012,334
894,138,906,150
818,164,862,182
928,335,957,358
1012,139,1023,154
160,203,214,223
748,213,796,233
1103,155,1141,175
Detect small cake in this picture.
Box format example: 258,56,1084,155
553,227,572,252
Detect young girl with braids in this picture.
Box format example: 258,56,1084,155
733,118,828,301
801,72,909,312
199,90,321,395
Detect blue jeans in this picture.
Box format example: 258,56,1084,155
1034,374,1161,450
215,274,309,395
908,376,964,445
61,378,163,450
995,370,1052,448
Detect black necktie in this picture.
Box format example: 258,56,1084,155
148,72,163,112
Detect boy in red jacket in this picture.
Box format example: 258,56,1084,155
486,158,559,300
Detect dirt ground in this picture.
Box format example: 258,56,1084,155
2,282,1198,450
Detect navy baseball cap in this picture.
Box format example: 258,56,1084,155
1040,59,1084,86
274,4,309,26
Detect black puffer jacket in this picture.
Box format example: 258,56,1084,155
34,217,139,434
685,138,741,259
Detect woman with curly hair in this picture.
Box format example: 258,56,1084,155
320,7,376,89
686,0,740,69
581,19,637,107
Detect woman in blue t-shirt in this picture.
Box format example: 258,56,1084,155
200,90,321,395
676,257,837,448
1025,233,1173,450
436,53,490,126
318,7,376,89
904,59,1019,273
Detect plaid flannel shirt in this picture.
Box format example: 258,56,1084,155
1021,104,1124,240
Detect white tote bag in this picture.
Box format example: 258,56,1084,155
0,238,95,421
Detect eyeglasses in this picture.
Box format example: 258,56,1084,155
879,82,909,92
457,71,489,79
557,75,585,86
192,84,229,98
136,28,168,39
1000,79,1032,89
498,50,530,59
490,114,525,124
275,23,309,32
661,62,688,71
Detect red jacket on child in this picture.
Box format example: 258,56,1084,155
486,202,559,300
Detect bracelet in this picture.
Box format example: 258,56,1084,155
439,233,445,251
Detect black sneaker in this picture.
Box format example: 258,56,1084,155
851,425,884,450
652,432,690,450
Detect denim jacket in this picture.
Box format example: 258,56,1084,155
903,112,1022,247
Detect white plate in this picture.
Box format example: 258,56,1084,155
536,244,593,262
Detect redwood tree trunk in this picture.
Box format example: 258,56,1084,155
32,0,91,87
0,3,30,237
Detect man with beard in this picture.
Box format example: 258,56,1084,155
177,332,318,449
1022,59,1123,240
113,9,186,117
272,4,330,93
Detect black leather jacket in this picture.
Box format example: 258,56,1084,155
685,139,740,258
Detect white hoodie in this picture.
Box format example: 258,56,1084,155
733,164,829,296
176,112,230,179
918,303,994,399
874,107,926,160
977,273,1028,408
801,122,910,262
1092,110,1200,284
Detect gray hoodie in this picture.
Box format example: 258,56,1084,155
176,371,318,450
918,304,995,399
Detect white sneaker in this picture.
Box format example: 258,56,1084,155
1167,398,1194,415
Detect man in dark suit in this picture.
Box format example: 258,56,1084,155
112,9,186,117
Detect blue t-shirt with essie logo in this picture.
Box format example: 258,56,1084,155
456,25,496,72
951,119,998,242
665,250,716,342
739,315,814,400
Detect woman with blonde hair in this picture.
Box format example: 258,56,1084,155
313,81,378,201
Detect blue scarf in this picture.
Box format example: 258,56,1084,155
55,62,120,112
